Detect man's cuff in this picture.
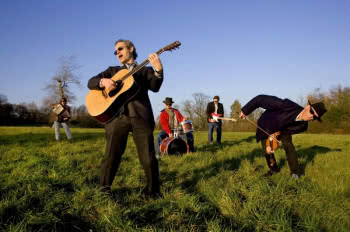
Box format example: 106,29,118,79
154,69,163,77
99,79,104,88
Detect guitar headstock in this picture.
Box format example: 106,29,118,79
157,41,181,54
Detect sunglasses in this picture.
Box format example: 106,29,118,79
114,46,126,55
310,107,318,120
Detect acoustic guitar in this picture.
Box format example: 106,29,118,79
85,41,181,123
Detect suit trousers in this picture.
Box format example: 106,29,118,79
100,114,160,194
261,133,299,175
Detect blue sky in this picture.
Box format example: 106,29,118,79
0,0,349,116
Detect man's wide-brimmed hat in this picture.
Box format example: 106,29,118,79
308,100,327,122
163,97,174,104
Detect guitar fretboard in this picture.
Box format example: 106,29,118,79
118,48,165,82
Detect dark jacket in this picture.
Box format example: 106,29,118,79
241,95,308,142
56,105,71,123
87,65,163,128
206,102,224,122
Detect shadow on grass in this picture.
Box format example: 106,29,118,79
26,213,96,232
113,186,249,231
242,145,341,175
1,187,95,232
241,144,341,175
296,145,341,175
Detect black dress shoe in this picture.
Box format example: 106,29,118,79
141,187,162,199
100,186,111,194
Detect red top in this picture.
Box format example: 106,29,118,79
160,108,184,135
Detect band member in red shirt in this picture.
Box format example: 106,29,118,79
155,97,194,158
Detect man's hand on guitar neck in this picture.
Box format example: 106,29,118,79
100,78,117,91
148,53,163,76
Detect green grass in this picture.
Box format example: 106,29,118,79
1,126,350,231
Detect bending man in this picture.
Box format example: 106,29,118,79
239,94,327,179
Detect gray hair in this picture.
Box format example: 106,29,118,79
115,39,138,60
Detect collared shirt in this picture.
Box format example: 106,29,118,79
295,112,303,121
125,62,137,71
214,103,218,114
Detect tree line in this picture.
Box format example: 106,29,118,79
1,84,349,134
0,94,102,128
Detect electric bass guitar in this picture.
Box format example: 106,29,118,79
211,113,237,122
85,41,181,123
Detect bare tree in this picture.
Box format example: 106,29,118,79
181,99,195,120
43,56,82,106
192,92,211,130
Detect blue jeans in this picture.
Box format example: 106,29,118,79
54,121,72,140
155,130,194,158
208,122,222,143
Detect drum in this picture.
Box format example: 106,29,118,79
181,120,193,133
159,137,189,155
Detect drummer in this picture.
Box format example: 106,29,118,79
155,97,195,159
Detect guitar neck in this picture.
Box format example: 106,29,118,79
217,117,237,122
120,49,165,81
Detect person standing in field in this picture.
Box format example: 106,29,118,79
239,94,327,179
52,97,72,141
206,95,224,144
87,39,163,198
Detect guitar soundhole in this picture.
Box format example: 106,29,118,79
108,80,123,97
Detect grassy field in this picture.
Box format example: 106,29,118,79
0,126,350,232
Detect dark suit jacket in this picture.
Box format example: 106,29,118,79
206,102,224,122
87,65,163,128
241,95,308,142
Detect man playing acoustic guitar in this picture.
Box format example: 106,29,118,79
87,39,163,198
239,95,327,179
